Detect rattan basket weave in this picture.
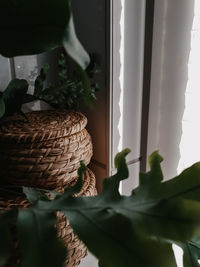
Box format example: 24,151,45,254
0,168,97,267
0,110,96,266
0,110,93,189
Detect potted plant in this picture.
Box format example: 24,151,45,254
0,1,200,267
0,52,99,119
1,150,200,266
0,0,98,266
0,0,91,115
0,52,99,190
0,33,99,267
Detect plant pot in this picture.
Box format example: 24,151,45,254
0,168,97,267
0,110,93,189
0,109,96,266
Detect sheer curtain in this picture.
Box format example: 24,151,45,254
147,0,196,180
147,1,199,265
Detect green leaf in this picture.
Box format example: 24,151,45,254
101,148,130,197
134,198,200,243
134,161,200,203
6,149,200,266
65,209,177,267
17,208,66,267
139,151,163,186
63,15,90,69
2,78,28,116
0,209,18,267
0,0,89,69
23,187,49,205
182,242,200,267
26,52,99,111
75,59,92,107
114,148,131,172
0,97,5,119
30,149,200,267
34,64,49,96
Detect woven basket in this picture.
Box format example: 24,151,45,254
0,110,93,189
0,168,97,267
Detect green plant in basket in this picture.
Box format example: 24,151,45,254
0,0,93,119
32,53,99,110
0,53,99,119
1,150,200,267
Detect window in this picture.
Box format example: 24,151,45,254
110,0,146,194
147,0,200,265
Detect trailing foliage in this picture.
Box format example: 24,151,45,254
0,0,89,69
0,54,99,118
1,150,200,266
